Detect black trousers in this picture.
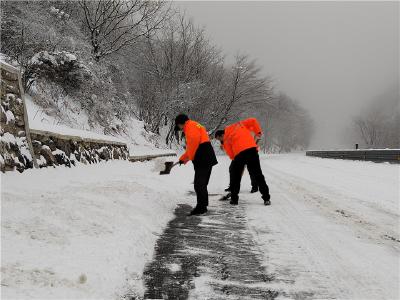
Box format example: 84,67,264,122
228,162,258,189
194,165,213,208
250,172,258,189
230,148,269,201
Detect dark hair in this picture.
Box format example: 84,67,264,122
175,114,189,126
214,130,225,138
174,114,189,132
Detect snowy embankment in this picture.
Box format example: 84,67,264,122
24,95,125,144
25,95,173,157
1,159,193,299
29,121,127,145
244,154,399,299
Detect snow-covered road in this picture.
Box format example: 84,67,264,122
1,154,399,299
245,154,399,299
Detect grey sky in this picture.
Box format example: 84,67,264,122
177,1,399,148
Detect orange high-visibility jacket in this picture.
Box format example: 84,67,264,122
223,118,263,160
179,120,211,163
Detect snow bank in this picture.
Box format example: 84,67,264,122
1,160,193,299
128,145,176,157
25,94,173,156
25,94,126,144
121,119,174,157
30,122,127,144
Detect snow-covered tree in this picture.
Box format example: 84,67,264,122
78,0,168,61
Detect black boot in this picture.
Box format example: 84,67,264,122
262,194,271,206
189,206,208,216
224,186,231,192
219,192,231,201
250,186,258,193
230,196,238,205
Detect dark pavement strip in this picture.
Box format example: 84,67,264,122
142,201,278,300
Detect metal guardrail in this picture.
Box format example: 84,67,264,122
129,152,177,162
306,150,400,163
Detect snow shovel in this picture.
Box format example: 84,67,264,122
159,161,179,175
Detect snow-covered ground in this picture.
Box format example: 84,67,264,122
1,153,399,299
1,159,193,299
244,154,399,299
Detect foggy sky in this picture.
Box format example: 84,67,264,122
177,1,399,149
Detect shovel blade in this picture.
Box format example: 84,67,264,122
159,161,174,175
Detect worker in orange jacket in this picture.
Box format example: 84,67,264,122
215,118,271,206
175,114,218,215
224,136,260,194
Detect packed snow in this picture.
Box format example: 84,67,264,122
1,153,399,299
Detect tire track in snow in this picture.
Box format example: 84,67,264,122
265,165,400,251
245,165,399,299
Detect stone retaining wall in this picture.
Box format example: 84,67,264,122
0,61,128,173
0,62,36,172
30,131,128,168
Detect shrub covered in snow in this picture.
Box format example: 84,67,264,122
49,6,70,20
29,51,91,89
